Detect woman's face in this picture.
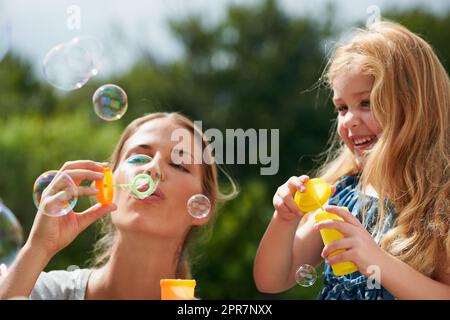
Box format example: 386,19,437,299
332,69,383,168
111,117,206,237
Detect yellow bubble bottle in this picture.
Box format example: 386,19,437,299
160,279,196,300
294,178,358,276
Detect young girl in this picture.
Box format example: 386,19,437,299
254,21,450,300
0,112,237,299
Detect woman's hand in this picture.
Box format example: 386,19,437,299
27,160,117,257
273,175,310,222
314,205,386,276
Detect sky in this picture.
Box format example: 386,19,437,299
1,0,449,80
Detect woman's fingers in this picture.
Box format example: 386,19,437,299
77,186,99,197
75,203,117,232
61,160,108,172
64,169,104,183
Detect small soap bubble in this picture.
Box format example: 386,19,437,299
132,174,156,199
92,84,128,121
0,202,23,265
43,40,95,91
295,264,317,287
67,265,80,272
187,194,211,219
32,170,78,217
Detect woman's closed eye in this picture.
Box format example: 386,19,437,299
170,162,190,173
126,154,152,164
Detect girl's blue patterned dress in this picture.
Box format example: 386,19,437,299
316,175,396,300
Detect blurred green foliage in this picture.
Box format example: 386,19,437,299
0,0,449,299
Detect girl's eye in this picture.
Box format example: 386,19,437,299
360,100,370,107
336,105,347,114
126,154,152,165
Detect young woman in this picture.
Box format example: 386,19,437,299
0,112,237,299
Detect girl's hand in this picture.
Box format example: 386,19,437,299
314,205,386,276
27,160,117,257
273,175,310,222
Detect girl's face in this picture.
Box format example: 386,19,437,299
111,117,206,237
332,70,383,168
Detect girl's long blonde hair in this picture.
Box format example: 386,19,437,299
90,112,238,278
318,21,450,278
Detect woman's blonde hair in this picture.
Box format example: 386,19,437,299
317,21,450,278
90,112,238,278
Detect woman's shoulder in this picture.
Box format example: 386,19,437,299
29,268,92,300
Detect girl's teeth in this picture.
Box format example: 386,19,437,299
354,137,373,145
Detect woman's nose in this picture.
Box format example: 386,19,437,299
144,153,164,182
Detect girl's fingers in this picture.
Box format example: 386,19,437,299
321,237,354,258
298,175,309,184
278,187,301,214
287,177,303,194
314,218,353,237
323,205,360,226
325,249,356,267
331,184,337,195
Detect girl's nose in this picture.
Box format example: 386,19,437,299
342,110,361,129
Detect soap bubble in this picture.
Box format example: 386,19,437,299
295,264,317,287
43,39,96,91
92,84,128,121
0,202,23,265
71,35,104,75
32,170,78,217
131,173,157,199
42,36,103,90
187,194,211,219
67,265,80,272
